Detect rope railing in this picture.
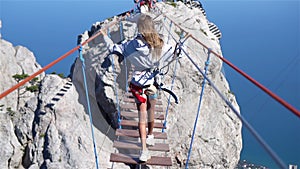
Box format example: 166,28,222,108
0,13,128,169
156,5,300,119
79,46,100,169
118,21,129,93
0,46,79,100
1,2,298,168
107,28,122,129
155,9,227,166
185,48,211,169
111,55,122,129
167,20,173,44
0,16,126,100
156,11,226,165
188,34,300,119
178,44,287,169
162,32,184,132
154,4,295,168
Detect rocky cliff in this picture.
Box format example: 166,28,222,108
0,1,242,169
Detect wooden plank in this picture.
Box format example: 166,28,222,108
116,129,167,139
120,120,165,129
121,111,164,120
124,92,134,98
110,153,172,166
121,103,164,112
123,97,163,105
113,140,170,152
120,103,136,110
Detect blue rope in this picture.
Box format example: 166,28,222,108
167,21,173,44
162,16,167,34
153,12,286,168
180,46,287,169
111,55,122,129
161,19,177,43
78,46,100,169
124,59,128,93
119,21,128,92
162,32,184,132
185,49,211,169
107,28,111,38
162,51,179,133
119,22,124,41
107,28,121,128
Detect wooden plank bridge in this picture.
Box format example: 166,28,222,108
110,91,172,167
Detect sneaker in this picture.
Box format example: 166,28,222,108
139,150,151,162
146,134,155,146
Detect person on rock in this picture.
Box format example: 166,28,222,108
101,14,174,162
134,0,156,14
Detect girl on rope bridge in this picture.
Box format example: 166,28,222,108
101,14,174,162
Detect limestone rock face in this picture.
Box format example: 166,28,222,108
25,74,111,169
0,1,242,169
74,1,242,169
0,39,44,111
0,38,44,168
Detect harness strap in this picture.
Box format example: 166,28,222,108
129,83,147,103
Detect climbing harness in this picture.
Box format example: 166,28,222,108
128,66,179,104
128,46,181,105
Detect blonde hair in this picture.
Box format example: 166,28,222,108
137,14,164,59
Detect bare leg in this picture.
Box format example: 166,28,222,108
137,102,147,151
147,98,156,135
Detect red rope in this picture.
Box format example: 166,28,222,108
0,46,80,99
0,17,123,100
159,10,300,119
196,36,300,118
2,8,299,119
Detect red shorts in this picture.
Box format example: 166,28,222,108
129,83,157,103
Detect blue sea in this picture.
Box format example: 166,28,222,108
1,0,299,168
